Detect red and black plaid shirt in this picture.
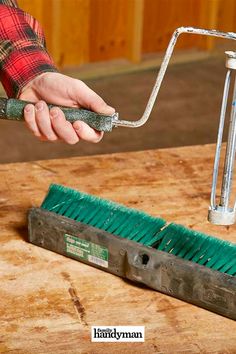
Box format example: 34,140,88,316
0,0,57,97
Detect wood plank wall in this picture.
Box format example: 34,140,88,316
17,0,236,69
142,0,202,53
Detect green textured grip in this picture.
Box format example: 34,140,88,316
3,98,114,132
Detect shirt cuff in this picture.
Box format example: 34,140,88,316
0,46,58,97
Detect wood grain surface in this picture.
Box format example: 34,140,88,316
0,144,236,353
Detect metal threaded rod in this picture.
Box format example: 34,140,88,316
220,75,236,209
210,69,231,209
208,52,236,225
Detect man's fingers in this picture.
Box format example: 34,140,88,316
73,121,103,143
24,102,98,144
89,94,115,115
35,101,58,141
51,107,103,144
24,104,42,137
74,80,115,115
24,102,58,142
50,107,79,145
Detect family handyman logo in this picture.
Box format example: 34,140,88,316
91,326,145,342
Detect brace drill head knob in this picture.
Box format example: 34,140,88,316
208,51,236,225
225,51,236,70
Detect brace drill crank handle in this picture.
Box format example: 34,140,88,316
0,97,118,132
1,27,236,134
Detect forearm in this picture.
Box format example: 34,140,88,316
0,0,57,97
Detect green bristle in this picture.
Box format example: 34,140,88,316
103,211,126,233
161,236,177,253
58,199,75,215
210,243,236,271
41,184,166,245
191,238,215,263
157,226,179,252
172,235,195,258
105,212,130,234
154,223,236,275
111,212,139,236
115,213,156,241
134,219,164,244
170,233,191,256
42,188,64,211
144,231,165,247
228,264,236,276
64,201,79,218
41,184,236,277
74,203,94,221
114,216,137,238
219,256,236,273
90,208,113,228
82,206,101,224
181,234,207,261
197,241,222,265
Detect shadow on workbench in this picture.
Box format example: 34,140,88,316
14,223,28,242
0,56,228,163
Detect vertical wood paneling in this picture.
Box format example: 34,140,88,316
142,0,202,54
40,0,55,55
56,0,90,66
48,0,61,64
126,0,144,63
214,0,236,48
198,0,220,50
213,0,236,32
89,0,128,62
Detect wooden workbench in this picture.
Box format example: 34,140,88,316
1,144,236,353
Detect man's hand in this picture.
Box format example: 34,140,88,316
19,72,115,144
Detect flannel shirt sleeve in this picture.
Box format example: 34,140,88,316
0,0,58,97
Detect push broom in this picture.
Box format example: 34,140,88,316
2,27,236,319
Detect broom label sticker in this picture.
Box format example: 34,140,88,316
64,234,108,268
